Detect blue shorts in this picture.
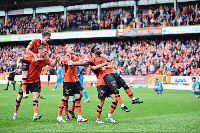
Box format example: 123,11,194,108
57,76,63,84
78,78,84,88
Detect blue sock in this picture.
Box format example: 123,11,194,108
54,84,58,90
83,89,89,100
71,96,74,100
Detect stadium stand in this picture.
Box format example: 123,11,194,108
0,0,199,77
0,38,200,76
0,3,200,34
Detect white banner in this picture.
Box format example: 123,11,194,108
11,34,41,41
171,76,194,85
51,30,117,39
36,6,64,13
40,75,48,81
50,75,57,82
0,11,5,16
162,26,200,35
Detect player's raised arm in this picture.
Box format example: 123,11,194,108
67,60,89,66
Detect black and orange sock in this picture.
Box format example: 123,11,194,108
97,105,102,119
75,98,81,116
63,99,68,116
124,88,134,99
115,91,123,105
70,99,76,111
33,100,38,114
58,99,64,116
22,78,27,94
109,102,117,114
15,99,21,113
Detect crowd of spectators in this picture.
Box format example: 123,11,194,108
129,4,200,28
0,3,200,35
0,37,200,76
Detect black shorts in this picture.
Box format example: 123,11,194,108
113,73,126,88
63,82,80,96
8,73,15,81
26,82,39,94
103,73,118,91
21,60,30,71
97,85,115,99
76,81,83,91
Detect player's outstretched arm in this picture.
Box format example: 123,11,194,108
68,60,89,66
91,62,110,70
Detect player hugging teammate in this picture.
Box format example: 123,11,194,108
12,41,143,123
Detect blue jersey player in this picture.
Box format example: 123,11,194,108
52,65,63,91
191,77,200,99
69,66,90,102
153,78,164,95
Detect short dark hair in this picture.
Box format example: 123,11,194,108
42,31,51,37
156,78,158,80
192,77,196,80
90,44,97,53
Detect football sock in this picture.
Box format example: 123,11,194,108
75,98,81,115
97,105,102,119
109,102,117,115
33,100,38,114
15,99,21,113
58,99,64,116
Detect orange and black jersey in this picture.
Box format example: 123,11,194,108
88,56,114,77
28,39,49,54
62,55,80,82
24,57,51,83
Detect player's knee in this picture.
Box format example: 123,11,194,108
32,93,39,100
18,89,23,95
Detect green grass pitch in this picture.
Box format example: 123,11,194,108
0,84,200,132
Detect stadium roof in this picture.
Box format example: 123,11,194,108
0,0,131,11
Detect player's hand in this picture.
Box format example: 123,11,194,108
192,90,195,93
68,60,73,66
104,62,110,66
56,55,60,61
32,58,38,62
101,67,106,72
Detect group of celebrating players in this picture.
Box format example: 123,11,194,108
5,31,200,124
10,31,144,123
